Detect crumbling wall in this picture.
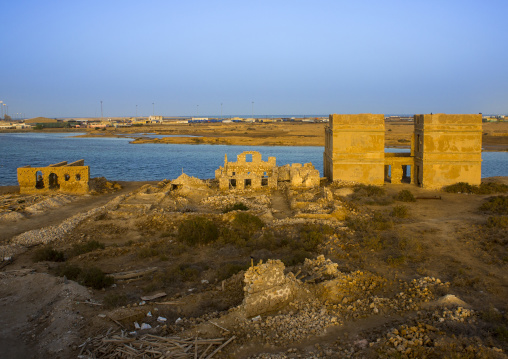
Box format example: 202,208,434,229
216,151,320,191
215,151,278,190
242,260,298,317
17,160,89,194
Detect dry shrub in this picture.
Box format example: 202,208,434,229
444,182,508,194
391,205,409,218
70,240,105,257
486,216,508,228
32,246,65,262
177,216,219,246
55,264,114,289
103,293,128,308
395,189,416,202
222,202,249,213
479,196,508,215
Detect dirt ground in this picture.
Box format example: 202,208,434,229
1,175,507,358
31,120,507,151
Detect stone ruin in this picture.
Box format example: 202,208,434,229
169,172,208,191
242,259,299,317
215,151,320,191
17,160,90,194
324,113,482,188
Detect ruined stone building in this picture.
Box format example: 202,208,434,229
17,160,90,194
324,113,482,189
215,151,320,190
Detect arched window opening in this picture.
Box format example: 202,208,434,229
48,173,60,190
35,171,44,189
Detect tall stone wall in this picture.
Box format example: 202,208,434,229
324,114,385,184
413,114,482,189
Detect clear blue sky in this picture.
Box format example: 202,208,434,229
1,0,507,118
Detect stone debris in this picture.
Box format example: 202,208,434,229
242,259,299,317
6,194,127,255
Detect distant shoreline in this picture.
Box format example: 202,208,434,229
1,120,507,151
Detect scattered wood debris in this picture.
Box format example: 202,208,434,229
141,292,167,301
78,331,235,358
110,267,159,282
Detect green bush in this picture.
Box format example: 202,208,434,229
70,240,105,257
391,205,409,218
223,202,249,213
479,196,508,215
32,246,65,262
395,189,416,202
177,216,219,245
231,212,264,240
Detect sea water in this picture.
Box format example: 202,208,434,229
0,133,506,186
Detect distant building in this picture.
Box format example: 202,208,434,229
149,115,163,123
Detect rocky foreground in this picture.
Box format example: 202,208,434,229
0,177,507,358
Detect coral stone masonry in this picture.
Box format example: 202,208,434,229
324,113,482,189
17,160,90,194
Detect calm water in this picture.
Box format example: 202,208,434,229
0,133,506,186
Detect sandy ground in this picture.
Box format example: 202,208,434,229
0,176,507,358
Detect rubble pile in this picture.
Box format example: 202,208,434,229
233,299,341,345
202,193,271,212
289,188,349,220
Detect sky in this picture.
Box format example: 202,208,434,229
1,0,507,118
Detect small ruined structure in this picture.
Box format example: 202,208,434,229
215,151,320,190
277,163,321,188
170,172,208,191
324,113,482,189
242,259,298,317
215,151,277,190
17,160,89,194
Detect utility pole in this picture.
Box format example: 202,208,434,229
100,100,103,121
152,102,155,116
136,104,138,118
221,103,223,119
